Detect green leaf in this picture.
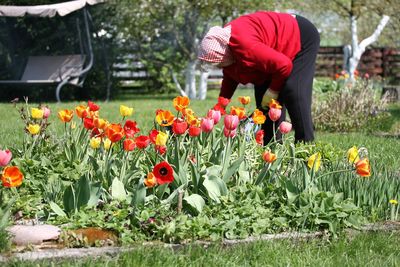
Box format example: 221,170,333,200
87,182,102,207
76,175,91,209
49,201,67,217
63,185,75,213
132,182,146,206
203,174,227,203
111,177,127,201
222,156,244,182
285,180,299,204
184,194,205,214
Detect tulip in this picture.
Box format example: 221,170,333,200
120,105,134,117
252,109,266,125
201,118,214,133
1,166,23,187
355,158,371,177
307,152,321,172
27,124,40,135
93,117,108,130
75,105,88,119
155,110,175,127
173,96,190,112
218,96,230,107
172,119,188,135
182,108,194,117
268,108,281,122
83,118,94,130
149,129,159,144
91,128,102,138
135,135,150,149
31,108,44,119
279,121,292,134
389,199,398,205
144,172,157,188
238,96,250,105
88,101,100,112
347,146,360,164
105,123,124,143
189,125,201,137
230,106,246,120
58,109,74,123
0,149,12,167
89,137,101,149
124,120,140,138
213,103,226,115
262,150,277,163
207,109,221,124
42,106,51,119
224,115,239,131
186,114,200,126
155,131,168,146
155,145,167,155
103,138,112,150
123,139,136,151
223,127,237,138
255,130,264,146
268,99,282,109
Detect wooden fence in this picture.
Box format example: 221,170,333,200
113,46,400,94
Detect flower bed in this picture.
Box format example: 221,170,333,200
0,96,399,246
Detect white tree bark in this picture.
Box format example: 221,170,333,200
171,71,187,97
346,15,390,81
184,60,197,99
198,70,209,100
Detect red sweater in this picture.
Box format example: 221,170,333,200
220,11,301,99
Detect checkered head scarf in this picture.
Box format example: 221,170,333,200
198,25,233,64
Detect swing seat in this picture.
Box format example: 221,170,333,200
0,54,86,101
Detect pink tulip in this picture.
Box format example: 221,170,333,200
201,118,214,133
207,109,221,124
268,108,281,122
223,127,237,138
0,149,12,167
42,106,51,119
224,115,239,131
279,121,292,134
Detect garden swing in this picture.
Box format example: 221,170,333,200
0,0,105,102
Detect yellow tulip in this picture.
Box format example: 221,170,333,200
307,152,321,172
347,146,360,163
90,137,101,149
155,131,168,146
120,105,134,117
31,108,44,119
389,199,398,205
103,138,112,150
27,124,40,135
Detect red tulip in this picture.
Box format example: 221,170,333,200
255,130,264,146
218,96,230,107
83,117,94,130
123,139,136,151
135,135,150,149
124,120,140,138
223,127,237,138
189,125,201,137
153,161,174,184
88,101,100,111
172,119,188,135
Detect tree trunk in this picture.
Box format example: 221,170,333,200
198,71,209,100
346,15,390,81
184,60,197,99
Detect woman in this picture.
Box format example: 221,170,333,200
198,11,320,144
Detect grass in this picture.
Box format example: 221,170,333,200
4,232,400,266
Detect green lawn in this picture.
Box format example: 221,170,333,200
5,232,400,267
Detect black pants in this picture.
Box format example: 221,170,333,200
254,15,320,144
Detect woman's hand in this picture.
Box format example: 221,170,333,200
261,89,279,109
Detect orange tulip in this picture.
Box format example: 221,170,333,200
238,96,251,105
144,172,157,188
155,110,175,127
1,166,23,188
75,105,89,119
173,96,190,112
93,117,108,130
355,158,371,177
262,150,277,163
58,109,74,123
252,109,266,124
230,106,247,120
105,123,124,143
268,99,282,109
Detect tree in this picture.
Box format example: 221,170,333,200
115,0,274,99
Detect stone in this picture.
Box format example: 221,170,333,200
8,224,61,246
